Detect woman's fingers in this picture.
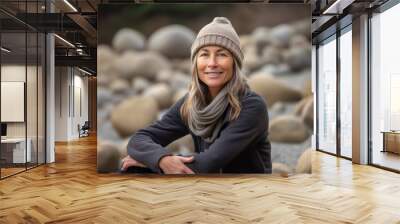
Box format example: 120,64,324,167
121,159,134,171
121,155,147,171
183,166,195,174
121,155,130,163
178,156,195,174
121,161,129,171
133,160,146,168
159,156,195,174
121,156,131,171
177,156,194,164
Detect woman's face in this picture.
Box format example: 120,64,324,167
196,45,234,95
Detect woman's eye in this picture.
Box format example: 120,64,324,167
218,53,227,57
199,53,208,57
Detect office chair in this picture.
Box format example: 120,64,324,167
79,121,90,138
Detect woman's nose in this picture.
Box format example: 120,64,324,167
207,55,218,67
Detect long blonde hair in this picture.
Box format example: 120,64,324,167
180,53,249,125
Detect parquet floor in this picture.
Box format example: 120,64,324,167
1,135,400,223
1,167,25,177
373,151,400,171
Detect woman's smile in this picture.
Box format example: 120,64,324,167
205,71,224,78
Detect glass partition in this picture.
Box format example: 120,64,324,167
26,0,43,169
38,32,45,165
27,30,38,169
1,30,28,177
0,1,46,179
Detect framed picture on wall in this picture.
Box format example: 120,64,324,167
1,81,25,122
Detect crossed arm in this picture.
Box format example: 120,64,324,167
124,95,267,174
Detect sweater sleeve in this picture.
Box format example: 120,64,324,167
186,95,268,173
127,96,189,173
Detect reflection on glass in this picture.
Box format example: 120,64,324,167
340,29,352,158
318,37,337,154
0,1,46,179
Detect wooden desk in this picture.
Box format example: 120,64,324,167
381,131,400,154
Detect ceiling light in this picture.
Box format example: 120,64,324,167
63,0,78,12
54,34,75,48
323,0,355,15
1,47,11,53
78,67,92,76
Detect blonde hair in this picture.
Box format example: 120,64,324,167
180,53,249,124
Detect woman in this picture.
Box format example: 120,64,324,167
122,17,271,174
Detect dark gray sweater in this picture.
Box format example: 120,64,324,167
127,90,271,174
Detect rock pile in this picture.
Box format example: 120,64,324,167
97,19,313,174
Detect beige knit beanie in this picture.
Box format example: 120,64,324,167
191,17,244,68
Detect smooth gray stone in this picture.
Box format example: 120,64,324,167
112,28,145,52
271,137,311,170
148,25,195,59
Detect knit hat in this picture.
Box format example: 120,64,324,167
191,17,243,68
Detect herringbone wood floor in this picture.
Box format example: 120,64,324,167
1,135,400,224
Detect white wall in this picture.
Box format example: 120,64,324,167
55,66,69,141
54,67,89,141
73,74,89,137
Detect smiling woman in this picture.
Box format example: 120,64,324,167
196,46,234,98
122,17,272,174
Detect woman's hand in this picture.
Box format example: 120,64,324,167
159,156,195,174
121,155,147,171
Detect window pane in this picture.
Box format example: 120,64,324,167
371,3,400,171
340,29,352,158
318,37,337,154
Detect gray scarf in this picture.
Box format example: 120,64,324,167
188,87,230,143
